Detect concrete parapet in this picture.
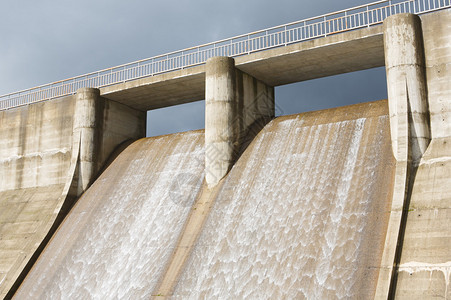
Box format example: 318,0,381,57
205,57,274,187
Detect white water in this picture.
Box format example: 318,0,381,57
15,107,394,299
16,131,205,299
174,114,391,299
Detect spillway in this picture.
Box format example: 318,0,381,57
173,100,395,298
14,100,395,299
15,131,205,299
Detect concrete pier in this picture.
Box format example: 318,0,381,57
376,12,451,299
205,57,274,187
393,9,451,299
74,88,103,195
376,13,431,298
384,13,430,163
205,57,237,187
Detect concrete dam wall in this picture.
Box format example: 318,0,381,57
0,7,450,299
0,93,145,298
14,100,395,298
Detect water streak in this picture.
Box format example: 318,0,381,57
15,132,205,299
174,108,393,299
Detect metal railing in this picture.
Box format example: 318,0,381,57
1,0,450,110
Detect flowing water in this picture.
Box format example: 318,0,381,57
15,101,395,299
15,131,205,299
173,102,395,299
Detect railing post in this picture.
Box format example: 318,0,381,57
324,16,327,36
284,25,287,45
181,51,184,69
247,35,250,54
265,30,268,48
166,54,169,72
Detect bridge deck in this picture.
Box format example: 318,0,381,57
1,0,449,111
101,25,384,111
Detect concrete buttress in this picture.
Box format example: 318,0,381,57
393,9,451,298
376,13,432,298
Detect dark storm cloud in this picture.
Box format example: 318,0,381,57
0,0,387,136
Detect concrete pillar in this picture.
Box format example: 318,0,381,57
74,88,103,196
205,57,274,187
376,13,432,298
384,13,430,164
205,57,237,187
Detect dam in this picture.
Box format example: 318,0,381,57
0,0,450,298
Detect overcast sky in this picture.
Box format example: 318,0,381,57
0,0,387,136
